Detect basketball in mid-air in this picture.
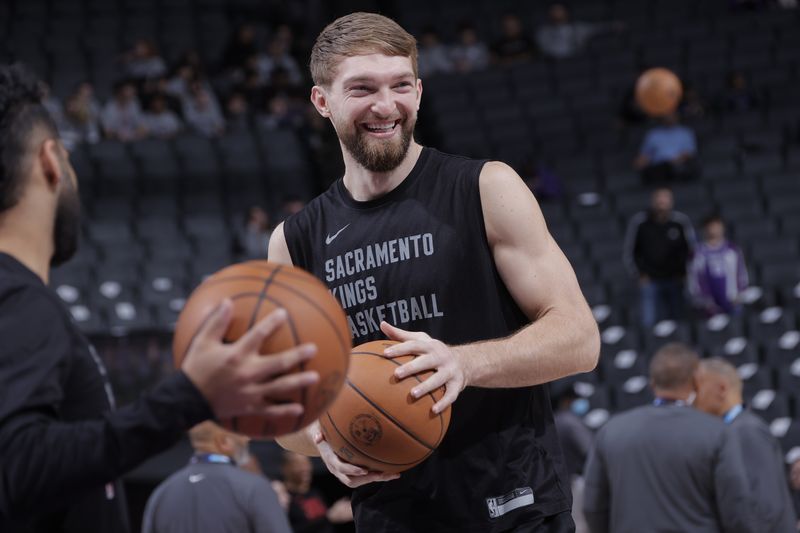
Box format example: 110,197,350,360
318,340,452,474
172,260,351,438
635,67,683,117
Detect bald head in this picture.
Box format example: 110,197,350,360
188,421,250,464
694,357,742,417
649,343,699,396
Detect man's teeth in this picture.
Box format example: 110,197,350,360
365,123,395,132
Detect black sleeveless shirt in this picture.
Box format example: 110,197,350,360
283,147,571,532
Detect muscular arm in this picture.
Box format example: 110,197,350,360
453,162,599,388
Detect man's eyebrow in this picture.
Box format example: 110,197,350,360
342,72,415,86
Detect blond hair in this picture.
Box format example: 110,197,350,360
310,12,418,87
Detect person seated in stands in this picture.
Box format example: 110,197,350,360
450,22,490,73
122,38,168,81
62,81,101,146
688,215,748,317
535,3,624,59
182,79,225,137
715,71,760,114
101,79,148,142
634,112,699,185
492,13,535,65
143,93,183,139
417,27,454,78
281,451,354,533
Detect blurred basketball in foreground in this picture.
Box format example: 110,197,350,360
635,67,683,117
319,340,451,474
173,260,351,438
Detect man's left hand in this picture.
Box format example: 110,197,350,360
380,321,470,414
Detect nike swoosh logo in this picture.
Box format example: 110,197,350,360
325,224,350,245
188,474,205,483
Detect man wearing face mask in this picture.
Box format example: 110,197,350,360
142,422,291,533
583,343,756,533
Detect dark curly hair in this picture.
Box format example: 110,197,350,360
0,64,59,212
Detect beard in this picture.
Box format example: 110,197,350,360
51,172,81,267
337,115,415,173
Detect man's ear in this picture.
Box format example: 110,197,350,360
39,139,63,190
310,85,331,118
416,78,423,112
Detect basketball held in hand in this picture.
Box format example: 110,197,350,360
319,340,452,474
173,261,351,438
635,67,683,117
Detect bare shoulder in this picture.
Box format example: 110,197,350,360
268,222,293,265
478,160,546,245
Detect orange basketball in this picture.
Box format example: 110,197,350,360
173,260,351,438
635,67,683,117
318,340,451,474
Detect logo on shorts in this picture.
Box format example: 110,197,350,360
486,487,534,519
349,414,382,446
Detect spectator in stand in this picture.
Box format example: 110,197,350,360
260,94,303,131
222,23,259,75
536,3,624,59
225,91,251,134
183,80,225,137
623,188,695,328
634,112,699,185
282,451,353,533
417,27,454,78
62,82,101,146
236,206,272,260
716,71,760,114
101,79,148,142
492,13,535,65
143,93,183,139
688,215,748,318
122,39,168,81
39,83,66,131
257,36,303,87
694,358,798,532
166,52,205,101
450,22,490,73
678,83,707,120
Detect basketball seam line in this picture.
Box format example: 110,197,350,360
324,411,432,467
345,379,435,451
351,352,446,442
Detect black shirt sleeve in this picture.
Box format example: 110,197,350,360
0,284,213,518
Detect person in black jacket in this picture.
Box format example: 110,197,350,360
622,187,696,328
0,64,320,533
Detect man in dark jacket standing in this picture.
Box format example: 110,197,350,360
695,357,798,532
623,187,696,328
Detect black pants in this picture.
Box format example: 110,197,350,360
507,511,576,533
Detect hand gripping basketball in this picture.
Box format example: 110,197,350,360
310,421,401,488
380,322,469,414
182,299,320,425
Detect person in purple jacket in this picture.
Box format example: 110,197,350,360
688,215,749,316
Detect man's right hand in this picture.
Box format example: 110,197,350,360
181,299,319,431
308,421,400,488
